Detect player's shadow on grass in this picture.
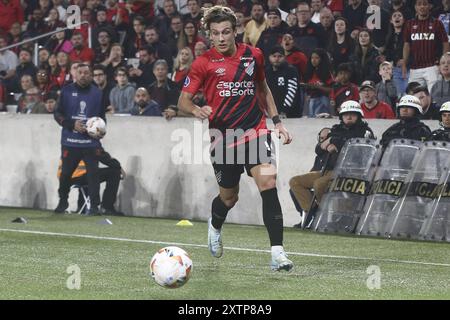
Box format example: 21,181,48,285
19,162,47,209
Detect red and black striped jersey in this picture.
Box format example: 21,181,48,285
403,17,447,69
182,43,267,143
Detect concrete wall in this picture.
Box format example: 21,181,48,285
0,113,441,226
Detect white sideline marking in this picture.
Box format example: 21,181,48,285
1,228,450,268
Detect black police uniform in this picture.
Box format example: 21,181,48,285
427,127,450,142
325,119,375,170
380,117,432,149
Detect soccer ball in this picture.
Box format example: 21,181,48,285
150,246,193,288
86,117,106,139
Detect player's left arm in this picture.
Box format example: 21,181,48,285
256,78,293,145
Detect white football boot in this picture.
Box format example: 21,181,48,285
271,248,294,271
208,218,223,258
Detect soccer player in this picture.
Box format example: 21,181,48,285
178,6,294,271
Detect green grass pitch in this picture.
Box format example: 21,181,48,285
0,207,449,300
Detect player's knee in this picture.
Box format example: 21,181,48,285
222,194,238,208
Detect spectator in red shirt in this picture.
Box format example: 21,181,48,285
0,0,24,34
360,80,396,119
69,32,95,64
53,51,70,87
127,0,155,21
326,0,344,17
106,0,130,30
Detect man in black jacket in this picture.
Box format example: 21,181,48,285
92,64,114,112
380,94,432,149
412,85,441,120
265,46,302,118
256,10,288,61
128,46,157,89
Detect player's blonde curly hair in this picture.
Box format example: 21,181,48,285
202,5,237,31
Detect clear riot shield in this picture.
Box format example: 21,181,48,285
313,138,382,234
419,142,450,242
356,140,422,237
386,141,450,240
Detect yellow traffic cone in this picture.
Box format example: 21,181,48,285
176,219,193,226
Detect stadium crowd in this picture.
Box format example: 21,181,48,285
1,0,450,119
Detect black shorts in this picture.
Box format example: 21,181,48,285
211,133,276,189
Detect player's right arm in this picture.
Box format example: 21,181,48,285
177,92,212,120
177,55,212,120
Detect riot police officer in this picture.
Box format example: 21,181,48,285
380,95,432,149
428,101,450,142
293,100,375,228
